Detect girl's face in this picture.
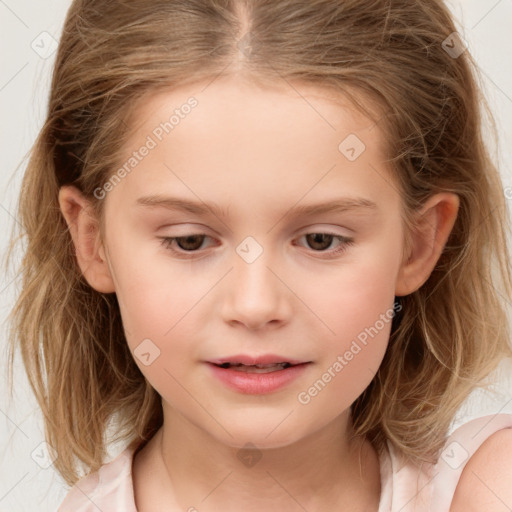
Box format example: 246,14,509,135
100,76,406,448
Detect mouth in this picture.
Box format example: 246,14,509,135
212,361,298,373
207,354,311,374
206,355,311,394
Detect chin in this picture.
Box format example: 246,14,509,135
223,431,304,452
201,411,312,451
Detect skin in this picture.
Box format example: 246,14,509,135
59,74,459,511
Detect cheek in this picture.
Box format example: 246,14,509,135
300,246,398,346
294,244,398,403
107,234,200,343
296,281,394,420
110,253,202,398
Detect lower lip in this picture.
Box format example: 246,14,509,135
207,363,310,394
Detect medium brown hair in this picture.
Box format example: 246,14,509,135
6,0,512,486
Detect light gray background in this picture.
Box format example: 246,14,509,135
1,1,511,510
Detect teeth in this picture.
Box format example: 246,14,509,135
218,362,292,373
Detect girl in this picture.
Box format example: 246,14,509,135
6,0,512,510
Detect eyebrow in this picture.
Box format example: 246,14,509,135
135,194,378,218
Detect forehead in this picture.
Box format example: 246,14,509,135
104,75,398,219
130,74,383,142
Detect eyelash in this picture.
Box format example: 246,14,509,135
158,232,355,259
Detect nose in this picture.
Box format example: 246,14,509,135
221,244,292,331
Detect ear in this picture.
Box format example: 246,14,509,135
395,192,460,296
58,185,116,293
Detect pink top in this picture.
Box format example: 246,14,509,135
58,413,512,511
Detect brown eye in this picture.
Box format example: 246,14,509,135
173,235,206,251
296,232,355,258
159,234,211,254
304,233,335,251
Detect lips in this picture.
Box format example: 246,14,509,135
216,362,293,373
208,354,309,374
205,353,311,393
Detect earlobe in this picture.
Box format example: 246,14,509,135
58,185,116,293
395,193,459,297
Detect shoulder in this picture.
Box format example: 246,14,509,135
58,445,137,512
429,412,512,511
450,427,512,512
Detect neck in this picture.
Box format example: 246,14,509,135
134,405,382,512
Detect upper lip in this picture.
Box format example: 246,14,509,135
207,354,310,366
